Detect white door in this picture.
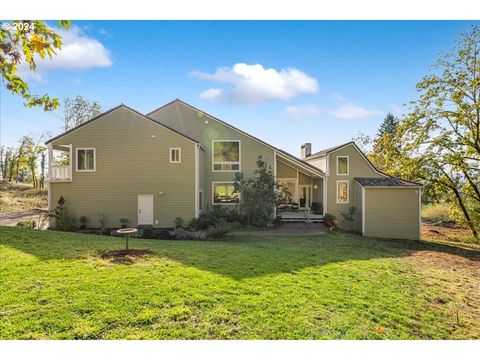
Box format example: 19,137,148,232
137,195,154,225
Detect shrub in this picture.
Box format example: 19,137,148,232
273,215,283,225
422,204,456,224
119,218,129,228
311,202,323,215
339,206,357,223
16,220,36,229
141,226,156,239
79,216,88,229
208,219,231,239
187,217,198,230
156,229,173,240
174,217,184,228
324,213,338,229
52,196,77,231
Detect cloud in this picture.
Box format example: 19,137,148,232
285,105,321,119
191,63,318,104
389,104,402,115
331,92,345,102
18,26,112,80
329,103,382,120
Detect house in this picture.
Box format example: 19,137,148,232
46,99,421,240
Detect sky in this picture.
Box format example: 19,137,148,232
1,20,479,157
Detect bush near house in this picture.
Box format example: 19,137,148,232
422,204,457,224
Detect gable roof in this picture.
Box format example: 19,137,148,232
148,99,325,178
45,104,201,145
305,141,355,159
355,177,422,187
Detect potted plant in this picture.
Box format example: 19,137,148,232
79,216,88,230
119,218,129,229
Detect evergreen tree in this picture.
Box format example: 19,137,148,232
377,112,399,138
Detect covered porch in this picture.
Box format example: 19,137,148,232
275,153,325,222
48,144,72,182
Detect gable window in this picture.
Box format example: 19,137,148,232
213,182,239,204
336,180,349,203
76,148,95,171
213,140,240,171
337,156,349,175
170,148,181,163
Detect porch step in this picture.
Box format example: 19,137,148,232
279,214,324,223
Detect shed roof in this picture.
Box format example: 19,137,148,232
355,177,422,187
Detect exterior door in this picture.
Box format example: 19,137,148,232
299,185,312,208
137,195,154,225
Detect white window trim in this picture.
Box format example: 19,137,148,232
212,140,241,172
170,147,181,163
212,181,239,205
336,180,349,204
336,156,349,176
76,147,96,172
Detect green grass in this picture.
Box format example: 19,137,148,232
1,226,479,339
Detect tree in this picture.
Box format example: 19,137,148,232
234,156,279,227
397,26,480,238
377,112,400,139
0,20,70,111
61,95,102,131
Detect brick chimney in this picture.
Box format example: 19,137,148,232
301,143,312,159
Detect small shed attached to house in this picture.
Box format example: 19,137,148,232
354,177,422,240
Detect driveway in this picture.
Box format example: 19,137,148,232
0,209,48,228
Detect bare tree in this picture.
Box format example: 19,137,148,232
61,96,102,131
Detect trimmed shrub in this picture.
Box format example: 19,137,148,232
208,219,231,239
141,227,156,239
324,213,338,229
156,229,173,240
16,220,36,229
79,216,88,229
174,217,184,228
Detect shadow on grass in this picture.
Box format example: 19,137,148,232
0,226,478,280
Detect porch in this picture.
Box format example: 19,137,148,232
48,144,72,182
277,210,324,223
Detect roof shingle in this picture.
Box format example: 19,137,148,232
355,177,422,187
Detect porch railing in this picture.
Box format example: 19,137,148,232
50,165,72,181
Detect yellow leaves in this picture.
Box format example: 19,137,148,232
30,34,48,53
374,325,385,335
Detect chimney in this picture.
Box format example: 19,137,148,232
301,143,312,159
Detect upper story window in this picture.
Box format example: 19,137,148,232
213,140,240,171
76,148,96,172
337,156,349,175
170,148,181,163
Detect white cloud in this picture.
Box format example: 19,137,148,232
191,63,318,104
18,26,112,80
329,103,382,120
285,105,321,119
389,104,402,115
331,92,345,102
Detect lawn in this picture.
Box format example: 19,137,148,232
0,226,479,340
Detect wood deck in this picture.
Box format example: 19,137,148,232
277,210,324,223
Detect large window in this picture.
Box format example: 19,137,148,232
213,140,240,171
76,148,95,171
170,148,181,163
213,182,239,204
337,156,349,175
336,180,349,203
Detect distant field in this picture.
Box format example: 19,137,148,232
1,227,479,340
0,182,47,213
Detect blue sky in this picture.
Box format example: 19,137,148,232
1,20,478,156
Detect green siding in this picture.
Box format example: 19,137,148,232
324,144,383,230
364,188,420,240
277,161,297,178
50,107,196,228
149,101,275,209
354,182,363,233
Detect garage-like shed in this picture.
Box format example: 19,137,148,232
354,177,422,240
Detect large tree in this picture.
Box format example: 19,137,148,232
61,95,102,131
0,20,70,111
397,26,480,238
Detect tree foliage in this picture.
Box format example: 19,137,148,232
234,156,279,227
0,20,70,111
61,95,102,131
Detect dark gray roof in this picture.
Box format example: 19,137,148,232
355,177,422,187
306,141,354,159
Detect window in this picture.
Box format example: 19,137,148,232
213,182,239,204
170,148,181,163
213,140,240,171
199,190,203,211
337,156,349,175
76,148,95,171
336,180,349,203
